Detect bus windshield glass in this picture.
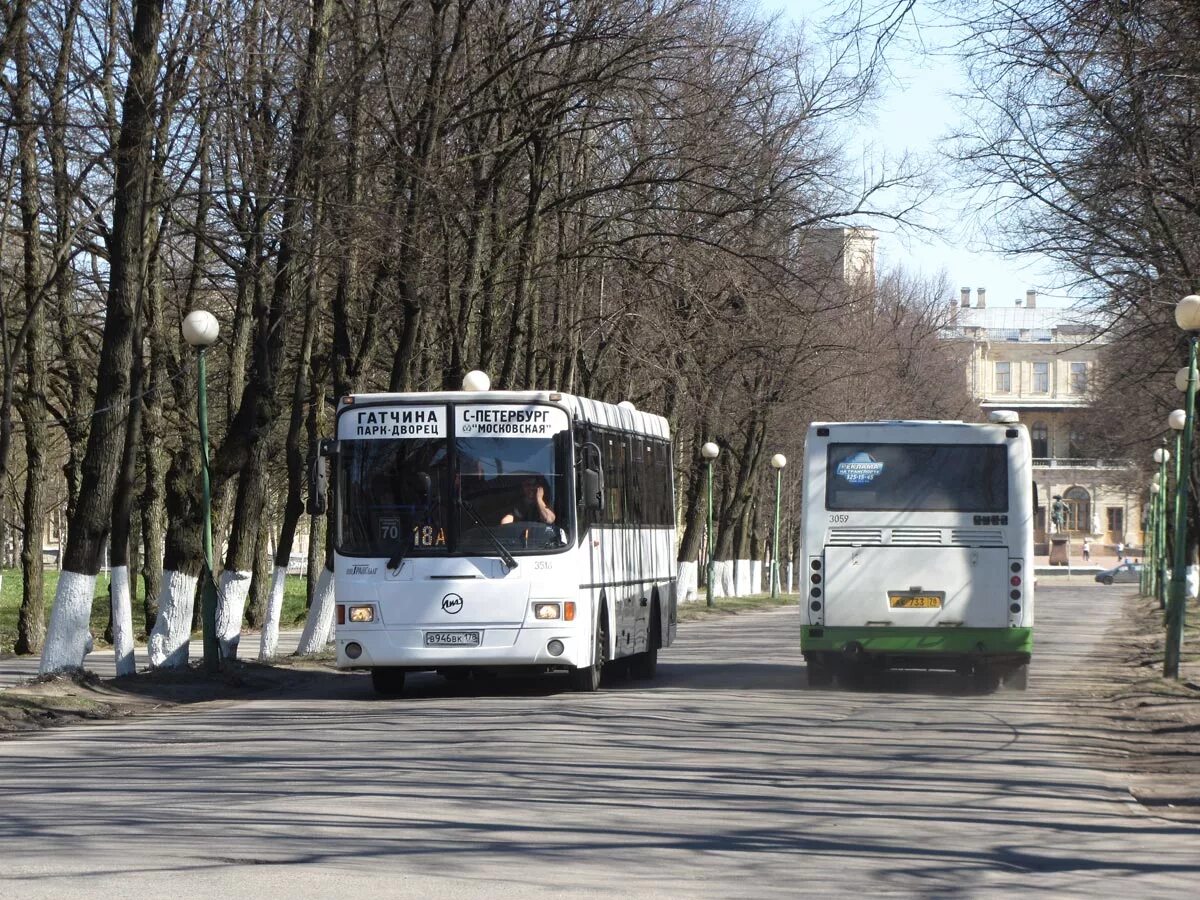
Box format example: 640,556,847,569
455,405,570,553
338,436,451,556
335,403,571,557
826,443,1008,512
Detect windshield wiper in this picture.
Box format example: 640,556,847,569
386,525,413,571
459,497,518,570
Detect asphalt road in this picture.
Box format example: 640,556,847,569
1,584,1198,898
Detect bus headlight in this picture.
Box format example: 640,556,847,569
348,605,375,623
533,602,561,620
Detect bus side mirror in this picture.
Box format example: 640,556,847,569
579,441,604,512
307,438,336,516
582,467,604,512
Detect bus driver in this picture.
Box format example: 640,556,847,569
500,477,556,525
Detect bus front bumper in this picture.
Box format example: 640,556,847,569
336,625,587,670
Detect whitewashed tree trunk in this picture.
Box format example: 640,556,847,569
110,565,136,676
733,559,750,596
295,566,335,654
750,560,763,595
216,569,253,659
713,559,733,598
148,570,198,669
259,566,288,661
1188,564,1199,600
787,561,794,593
39,572,96,673
676,561,698,603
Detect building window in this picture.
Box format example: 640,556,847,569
995,361,1011,392
1068,427,1085,458
1106,507,1124,540
1033,361,1049,393
1063,486,1091,533
1070,361,1088,394
1031,422,1049,458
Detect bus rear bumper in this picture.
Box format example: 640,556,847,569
336,626,587,670
801,625,1032,669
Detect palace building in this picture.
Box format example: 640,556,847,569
942,287,1139,553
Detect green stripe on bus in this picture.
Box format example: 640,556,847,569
801,626,1033,656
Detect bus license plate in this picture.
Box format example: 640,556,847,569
888,594,943,609
425,631,481,647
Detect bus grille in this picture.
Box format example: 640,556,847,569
828,528,883,545
889,527,943,545
950,528,1005,546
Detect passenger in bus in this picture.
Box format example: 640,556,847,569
500,477,556,525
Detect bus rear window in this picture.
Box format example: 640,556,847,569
826,443,1008,512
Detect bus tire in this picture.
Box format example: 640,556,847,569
806,657,834,687
1005,663,1029,691
570,615,607,692
371,667,406,697
631,609,660,680
972,666,1001,694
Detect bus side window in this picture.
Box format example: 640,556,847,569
628,436,644,524
604,435,626,525
656,440,673,526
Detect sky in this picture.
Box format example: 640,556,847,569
763,0,1075,309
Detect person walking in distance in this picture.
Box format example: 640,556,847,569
1082,538,1091,562
1116,539,1124,561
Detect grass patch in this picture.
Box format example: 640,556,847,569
0,569,313,655
677,593,797,621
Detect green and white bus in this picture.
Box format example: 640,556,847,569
800,413,1033,690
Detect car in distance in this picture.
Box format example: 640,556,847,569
1094,562,1142,585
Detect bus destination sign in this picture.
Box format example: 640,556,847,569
338,405,446,440
456,405,569,439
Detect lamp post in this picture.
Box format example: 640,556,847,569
1154,446,1171,608
769,454,787,599
1148,480,1160,598
182,310,221,673
701,442,720,608
1165,295,1200,678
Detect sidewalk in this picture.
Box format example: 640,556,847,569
0,629,307,691
1035,547,1137,573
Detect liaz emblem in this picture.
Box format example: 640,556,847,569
441,593,463,614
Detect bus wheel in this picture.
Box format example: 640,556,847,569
806,657,834,688
570,616,607,692
631,612,660,680
972,665,1001,694
1005,664,1029,691
371,667,406,697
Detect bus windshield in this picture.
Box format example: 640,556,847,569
336,402,571,557
338,437,451,556
457,434,569,553
826,443,1009,512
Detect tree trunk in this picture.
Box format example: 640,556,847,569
15,0,46,654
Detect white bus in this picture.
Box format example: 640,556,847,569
321,377,677,695
800,414,1034,690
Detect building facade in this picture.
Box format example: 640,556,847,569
944,288,1140,554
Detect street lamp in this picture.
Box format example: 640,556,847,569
701,441,720,608
182,309,221,673
769,454,787,599
1154,446,1172,609
1165,294,1200,678
1148,480,1161,598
